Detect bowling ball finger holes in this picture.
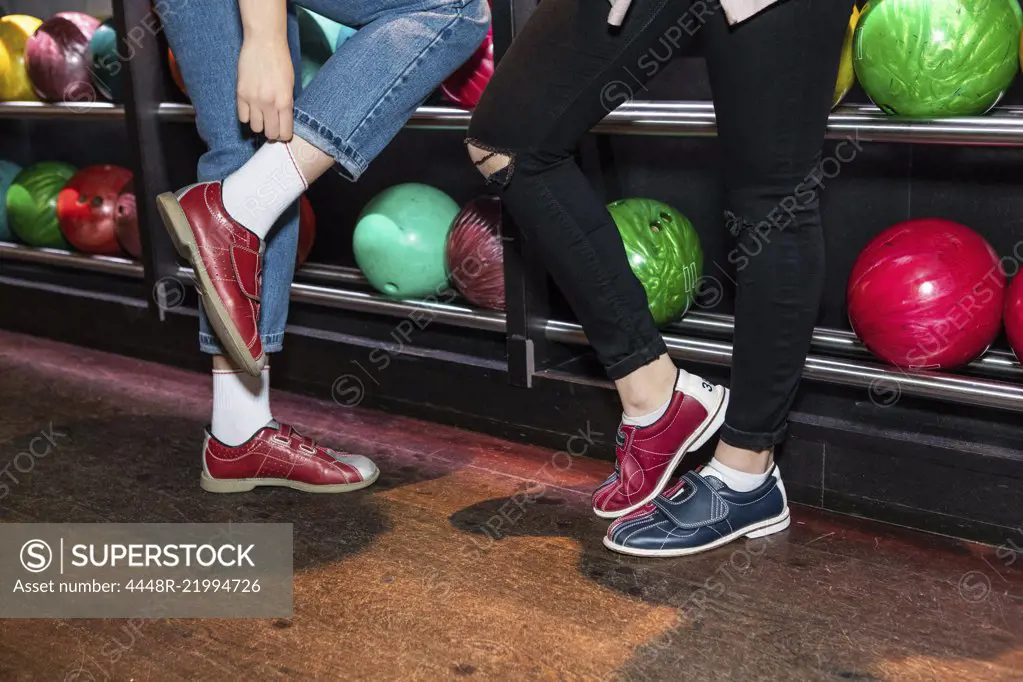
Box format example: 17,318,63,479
650,211,676,233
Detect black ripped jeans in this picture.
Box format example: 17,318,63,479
467,0,851,451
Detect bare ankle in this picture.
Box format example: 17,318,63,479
713,441,773,474
615,354,677,417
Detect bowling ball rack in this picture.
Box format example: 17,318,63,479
2,0,1023,546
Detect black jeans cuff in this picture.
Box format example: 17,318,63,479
719,422,788,451
604,338,669,381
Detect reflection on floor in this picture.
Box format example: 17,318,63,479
0,330,1020,681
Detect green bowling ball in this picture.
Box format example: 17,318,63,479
297,7,356,89
853,0,1019,117
354,183,460,298
7,161,76,248
607,198,703,327
0,159,22,241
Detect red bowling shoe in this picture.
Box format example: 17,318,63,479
156,181,264,376
201,421,379,494
592,370,728,519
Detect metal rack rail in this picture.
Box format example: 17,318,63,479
11,98,1023,147
0,242,143,278
151,101,1023,146
0,101,126,120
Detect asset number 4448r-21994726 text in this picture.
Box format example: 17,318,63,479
124,579,261,593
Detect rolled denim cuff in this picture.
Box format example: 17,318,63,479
293,108,368,182
199,332,284,356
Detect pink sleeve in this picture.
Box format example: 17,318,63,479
720,0,783,25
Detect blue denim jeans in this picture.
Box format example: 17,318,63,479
160,0,490,355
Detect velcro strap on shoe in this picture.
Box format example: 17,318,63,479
651,472,729,529
231,245,262,301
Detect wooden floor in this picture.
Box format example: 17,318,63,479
0,330,1020,681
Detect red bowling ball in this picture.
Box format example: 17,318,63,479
113,179,140,259
440,25,493,109
57,165,133,254
25,11,100,102
446,195,504,311
848,218,1005,370
1005,275,1023,363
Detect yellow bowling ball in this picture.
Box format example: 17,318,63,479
0,15,42,102
833,5,860,109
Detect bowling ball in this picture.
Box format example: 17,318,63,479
1005,275,1023,363
854,0,1019,117
113,179,140,259
7,161,77,248
353,183,459,298
297,195,316,267
25,12,101,102
0,14,41,101
57,165,133,254
833,5,860,108
0,159,22,241
89,18,121,102
848,218,1004,370
297,7,355,89
168,48,187,97
441,26,494,109
446,196,504,311
606,198,703,327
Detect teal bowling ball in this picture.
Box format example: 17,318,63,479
89,18,121,102
853,0,1020,117
297,7,356,89
353,183,460,298
0,159,22,241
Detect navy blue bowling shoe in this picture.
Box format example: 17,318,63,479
603,465,790,557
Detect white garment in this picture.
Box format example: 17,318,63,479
222,141,308,240
607,0,782,27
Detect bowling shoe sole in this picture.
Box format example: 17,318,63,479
156,191,265,377
199,468,380,494
602,508,791,558
593,386,729,520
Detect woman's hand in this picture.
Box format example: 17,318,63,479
236,0,293,141
237,36,294,141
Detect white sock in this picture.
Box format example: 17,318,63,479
211,366,273,446
701,457,771,492
221,141,308,240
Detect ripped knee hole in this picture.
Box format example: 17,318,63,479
466,139,514,185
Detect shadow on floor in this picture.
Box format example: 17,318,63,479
449,484,1023,681
0,414,458,573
